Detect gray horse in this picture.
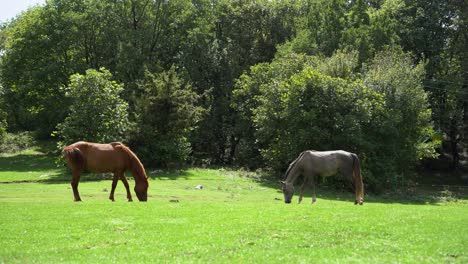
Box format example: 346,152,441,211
281,150,364,205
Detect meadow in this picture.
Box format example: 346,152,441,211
0,147,467,263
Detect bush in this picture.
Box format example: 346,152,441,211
363,47,440,188
0,111,6,144
54,68,130,148
0,132,36,154
254,67,382,171
234,49,438,190
129,67,204,167
0,87,7,143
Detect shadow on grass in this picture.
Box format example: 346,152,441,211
2,153,465,206
0,153,124,184
0,154,58,172
255,173,468,206
40,166,195,184
146,168,192,180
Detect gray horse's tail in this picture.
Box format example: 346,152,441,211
351,153,364,203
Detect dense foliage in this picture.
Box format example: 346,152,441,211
0,0,466,188
130,67,204,166
234,49,439,189
54,68,129,148
0,100,6,144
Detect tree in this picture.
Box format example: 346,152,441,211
188,0,299,164
234,52,380,169
234,48,438,190
55,68,129,148
363,48,439,187
0,56,6,143
0,0,461,175
130,67,204,167
234,53,319,168
0,3,89,136
0,90,6,143
424,0,468,169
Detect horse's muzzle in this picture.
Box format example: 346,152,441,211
285,200,291,204
136,192,148,202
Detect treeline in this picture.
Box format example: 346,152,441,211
0,0,467,189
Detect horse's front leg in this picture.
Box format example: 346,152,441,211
71,170,82,202
119,174,133,202
109,173,119,202
298,178,308,204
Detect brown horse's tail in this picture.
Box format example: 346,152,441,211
351,153,364,202
119,144,149,185
63,146,85,170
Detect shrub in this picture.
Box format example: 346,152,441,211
363,47,440,188
0,111,6,144
54,68,129,148
234,49,438,190
129,67,204,167
0,132,36,154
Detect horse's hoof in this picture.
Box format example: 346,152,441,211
354,200,358,205
359,201,364,205
128,199,133,202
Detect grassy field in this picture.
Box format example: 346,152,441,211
0,147,467,263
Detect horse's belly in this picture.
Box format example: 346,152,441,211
318,168,338,177
310,159,338,177
86,157,125,173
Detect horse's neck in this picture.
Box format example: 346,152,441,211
285,164,301,184
128,161,148,185
129,165,147,183
123,148,147,183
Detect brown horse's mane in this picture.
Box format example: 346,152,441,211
117,143,149,185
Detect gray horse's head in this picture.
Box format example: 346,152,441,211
281,181,294,204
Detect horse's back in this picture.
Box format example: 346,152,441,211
67,141,129,173
302,150,354,176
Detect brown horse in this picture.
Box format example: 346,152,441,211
281,150,364,205
63,141,149,202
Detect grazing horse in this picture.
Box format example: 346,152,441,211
281,150,364,205
63,141,149,202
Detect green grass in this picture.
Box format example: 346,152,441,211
0,147,61,183
0,150,467,263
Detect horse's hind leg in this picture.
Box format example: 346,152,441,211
120,174,133,202
109,173,119,202
351,173,361,205
298,178,308,204
356,174,364,205
71,170,82,202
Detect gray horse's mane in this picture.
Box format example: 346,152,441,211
283,151,306,180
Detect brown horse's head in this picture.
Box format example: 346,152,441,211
134,181,148,202
120,144,149,202
281,181,294,204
